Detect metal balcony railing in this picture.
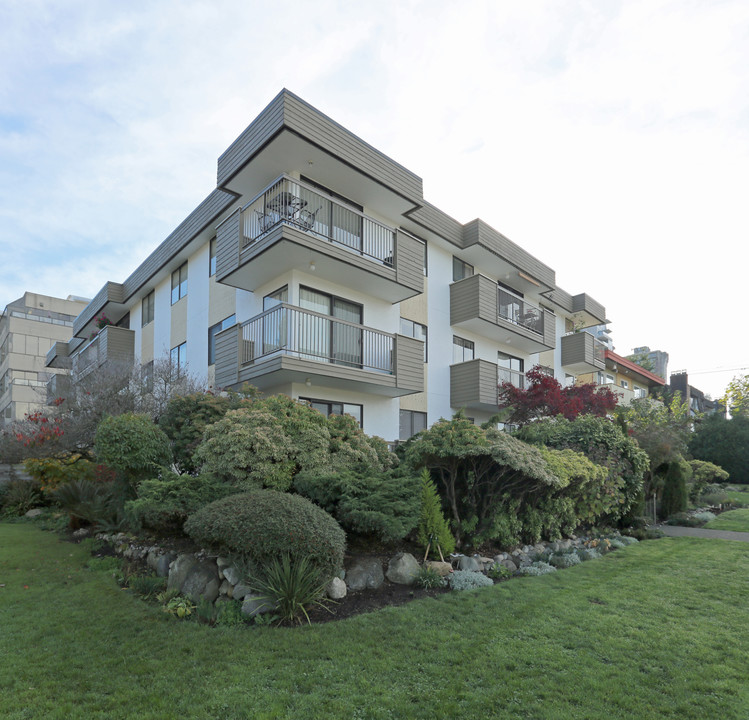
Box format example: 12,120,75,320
240,304,394,374
72,335,100,378
240,175,395,265
497,287,544,336
593,337,606,365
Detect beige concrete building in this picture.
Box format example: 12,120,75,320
0,292,89,425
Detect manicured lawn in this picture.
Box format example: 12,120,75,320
2,523,749,719
704,508,749,532
724,488,749,507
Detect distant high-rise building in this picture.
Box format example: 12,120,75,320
631,346,669,380
590,324,614,351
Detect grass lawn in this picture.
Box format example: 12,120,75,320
704,508,749,532
2,523,749,720
724,488,749,507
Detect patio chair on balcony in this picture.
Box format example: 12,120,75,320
296,206,322,231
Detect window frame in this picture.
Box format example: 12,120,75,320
452,257,474,282
209,238,217,277
400,317,428,362
452,335,474,364
170,342,186,377
141,291,155,327
208,314,237,365
171,263,188,305
399,409,427,441
300,396,363,427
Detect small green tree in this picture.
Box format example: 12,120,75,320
660,460,689,518
722,374,749,418
688,459,729,501
417,469,455,559
94,414,172,496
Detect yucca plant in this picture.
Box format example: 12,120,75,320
247,554,333,625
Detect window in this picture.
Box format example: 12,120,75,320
142,360,154,392
208,314,236,365
300,397,363,427
299,286,363,367
452,257,474,282
209,238,217,276
171,263,188,304
263,286,288,310
452,336,474,364
400,318,427,361
606,374,615,384
141,291,154,327
170,342,186,376
399,410,427,441
498,351,524,388
634,385,646,399
620,380,629,389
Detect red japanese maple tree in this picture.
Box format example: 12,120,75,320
498,366,618,426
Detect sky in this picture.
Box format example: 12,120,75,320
1,0,747,400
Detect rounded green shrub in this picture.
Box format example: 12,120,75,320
184,490,345,580
94,413,172,493
516,561,557,576
576,548,602,561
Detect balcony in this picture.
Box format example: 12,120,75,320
598,382,636,406
46,373,71,404
215,175,424,303
561,332,606,374
46,340,73,370
450,274,555,353
450,359,526,413
215,304,423,397
71,326,135,380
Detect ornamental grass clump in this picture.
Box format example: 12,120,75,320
415,564,448,589
448,570,493,591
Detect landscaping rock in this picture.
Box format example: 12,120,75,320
222,566,240,586
457,556,481,572
24,509,43,518
327,577,347,599
552,539,573,552
241,595,273,618
219,579,233,596
155,552,177,578
181,560,220,604
425,561,452,577
232,582,252,601
386,553,420,585
167,554,198,592
72,528,90,538
345,558,384,591
500,558,518,572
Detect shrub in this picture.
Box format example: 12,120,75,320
688,460,729,502
125,469,236,532
24,454,98,493
246,554,332,625
516,561,557,576
576,548,602,561
617,535,639,546
215,599,245,627
487,563,513,580
660,461,689,518
94,414,172,495
701,491,730,507
1,479,42,515
416,469,455,559
693,511,717,523
626,527,664,541
158,392,238,474
184,490,346,580
415,564,448,589
549,553,582,569
666,513,704,528
53,479,123,530
448,570,494,591
293,468,419,545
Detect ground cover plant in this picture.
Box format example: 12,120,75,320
2,523,749,719
723,488,749,507
703,508,749,533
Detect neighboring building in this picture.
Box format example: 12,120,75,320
590,324,614,351
578,349,666,405
0,292,90,425
669,371,724,417
48,89,608,442
630,345,669,380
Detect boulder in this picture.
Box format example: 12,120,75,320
222,566,241,586
155,553,177,578
241,595,273,618
181,560,220,604
167,554,198,592
386,553,420,585
457,555,481,572
425,561,453,577
232,582,252,601
327,577,347,599
500,558,518,572
345,558,384,591
219,579,233,596
24,509,43,519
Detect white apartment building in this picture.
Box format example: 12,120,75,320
47,90,608,442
